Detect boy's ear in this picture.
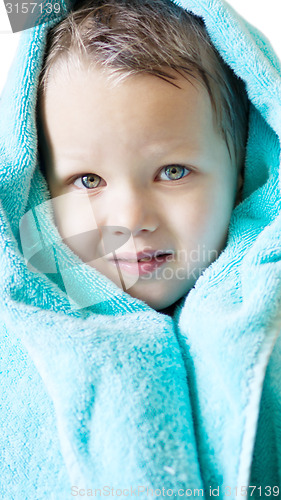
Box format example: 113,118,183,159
235,172,243,206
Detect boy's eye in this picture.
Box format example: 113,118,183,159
72,165,190,189
74,174,102,189
159,165,191,181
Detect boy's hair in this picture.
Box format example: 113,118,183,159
38,0,249,168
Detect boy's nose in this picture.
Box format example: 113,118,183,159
102,187,159,237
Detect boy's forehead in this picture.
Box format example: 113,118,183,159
42,61,212,136
40,59,231,175
51,136,203,164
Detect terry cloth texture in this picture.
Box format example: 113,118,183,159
0,0,281,498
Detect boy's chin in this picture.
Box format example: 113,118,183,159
124,281,191,312
88,260,196,311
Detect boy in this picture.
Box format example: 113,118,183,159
1,0,280,496
37,0,248,313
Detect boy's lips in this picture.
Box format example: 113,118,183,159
107,250,174,276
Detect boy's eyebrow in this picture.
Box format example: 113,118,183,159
56,150,92,160
52,138,204,179
57,137,202,161
142,140,200,157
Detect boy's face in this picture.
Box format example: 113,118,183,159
40,62,239,311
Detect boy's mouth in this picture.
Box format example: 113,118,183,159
108,251,174,276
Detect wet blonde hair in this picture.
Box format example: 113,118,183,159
38,0,249,167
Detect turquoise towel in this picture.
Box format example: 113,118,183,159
1,0,281,498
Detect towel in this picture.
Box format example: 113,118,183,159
0,0,281,498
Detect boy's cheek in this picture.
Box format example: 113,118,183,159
175,194,233,257
51,193,98,238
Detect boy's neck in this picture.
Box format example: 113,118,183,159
160,297,184,317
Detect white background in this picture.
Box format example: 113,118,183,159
0,0,280,95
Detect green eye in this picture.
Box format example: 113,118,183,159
162,165,190,181
81,174,101,189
